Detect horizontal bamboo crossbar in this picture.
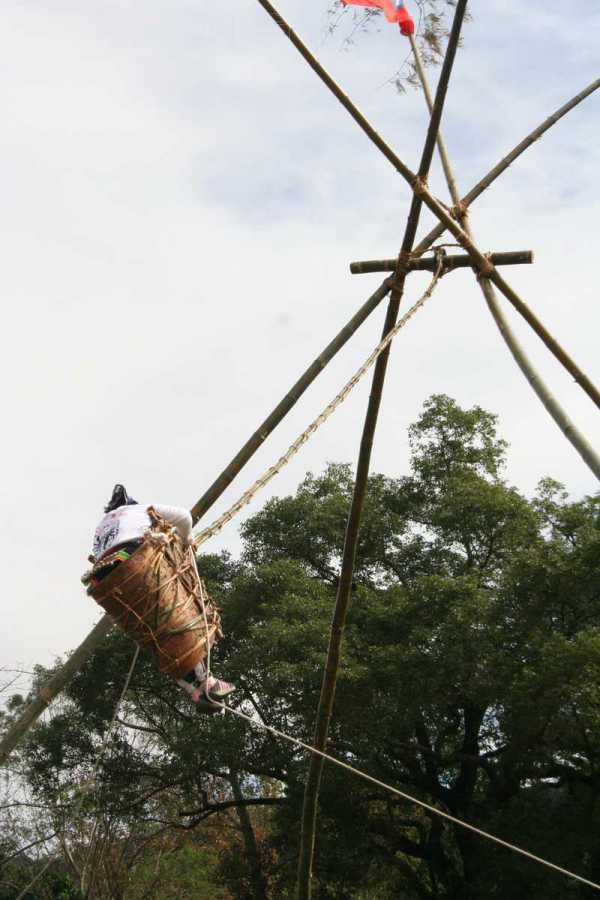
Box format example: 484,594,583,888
350,250,534,275
254,0,600,410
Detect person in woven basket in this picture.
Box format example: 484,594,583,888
88,484,235,713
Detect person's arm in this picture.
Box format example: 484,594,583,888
152,505,193,545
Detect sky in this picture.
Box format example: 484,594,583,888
0,0,598,684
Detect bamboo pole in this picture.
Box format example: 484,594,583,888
0,616,113,767
192,78,598,520
2,24,597,776
350,249,533,275
409,34,600,481
191,277,392,522
193,80,597,519
0,279,394,768
408,33,461,207
254,0,600,409
414,77,600,256
296,5,470,897
481,279,600,480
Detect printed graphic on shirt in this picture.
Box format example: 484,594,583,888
93,511,123,559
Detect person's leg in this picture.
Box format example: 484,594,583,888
175,672,221,714
176,671,198,700
180,659,236,703
203,676,236,701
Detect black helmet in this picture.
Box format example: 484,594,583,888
104,484,138,513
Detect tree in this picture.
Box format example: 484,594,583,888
5,395,599,898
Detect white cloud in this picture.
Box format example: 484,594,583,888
1,1,598,673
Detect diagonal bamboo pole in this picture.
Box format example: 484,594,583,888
193,80,597,521
0,616,113,767
414,77,599,256
254,0,600,409
408,33,600,481
191,277,392,522
1,38,597,775
0,280,391,767
296,5,470,897
190,79,598,523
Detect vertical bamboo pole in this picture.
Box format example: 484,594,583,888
2,35,597,775
413,78,599,255
296,5,470,897
0,280,394,768
409,34,600,481
193,74,600,520
191,278,392,523
250,2,600,408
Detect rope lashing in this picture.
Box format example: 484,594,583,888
89,516,221,678
193,259,445,549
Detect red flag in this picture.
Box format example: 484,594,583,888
342,0,415,35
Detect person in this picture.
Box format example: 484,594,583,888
88,484,235,713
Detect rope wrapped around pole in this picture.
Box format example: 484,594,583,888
293,2,470,895
407,28,600,481
254,0,600,410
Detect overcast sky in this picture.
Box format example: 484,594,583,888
1,1,598,684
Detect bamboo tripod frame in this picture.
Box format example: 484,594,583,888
1,8,598,895
261,3,598,895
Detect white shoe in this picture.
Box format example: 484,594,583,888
200,676,236,702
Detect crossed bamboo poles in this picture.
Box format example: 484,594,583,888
297,4,473,892
258,3,598,895
1,77,596,770
1,4,598,894
402,32,600,481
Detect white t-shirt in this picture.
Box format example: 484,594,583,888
92,504,193,561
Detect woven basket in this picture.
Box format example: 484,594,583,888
88,510,221,678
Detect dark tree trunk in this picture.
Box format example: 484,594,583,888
230,772,268,899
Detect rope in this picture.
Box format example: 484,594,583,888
190,550,214,691
193,259,444,549
92,522,221,676
15,647,140,900
215,701,600,894
191,443,600,896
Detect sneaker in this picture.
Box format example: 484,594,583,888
185,685,222,713
195,697,224,715
202,676,236,702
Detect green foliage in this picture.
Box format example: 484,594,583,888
8,395,600,898
125,845,228,900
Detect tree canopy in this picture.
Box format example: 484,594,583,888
2,395,599,898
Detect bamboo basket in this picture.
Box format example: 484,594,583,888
88,510,221,678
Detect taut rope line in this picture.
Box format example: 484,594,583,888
193,259,444,549
217,701,600,894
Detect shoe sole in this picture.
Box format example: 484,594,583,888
207,686,236,702
197,681,236,702
195,699,223,715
